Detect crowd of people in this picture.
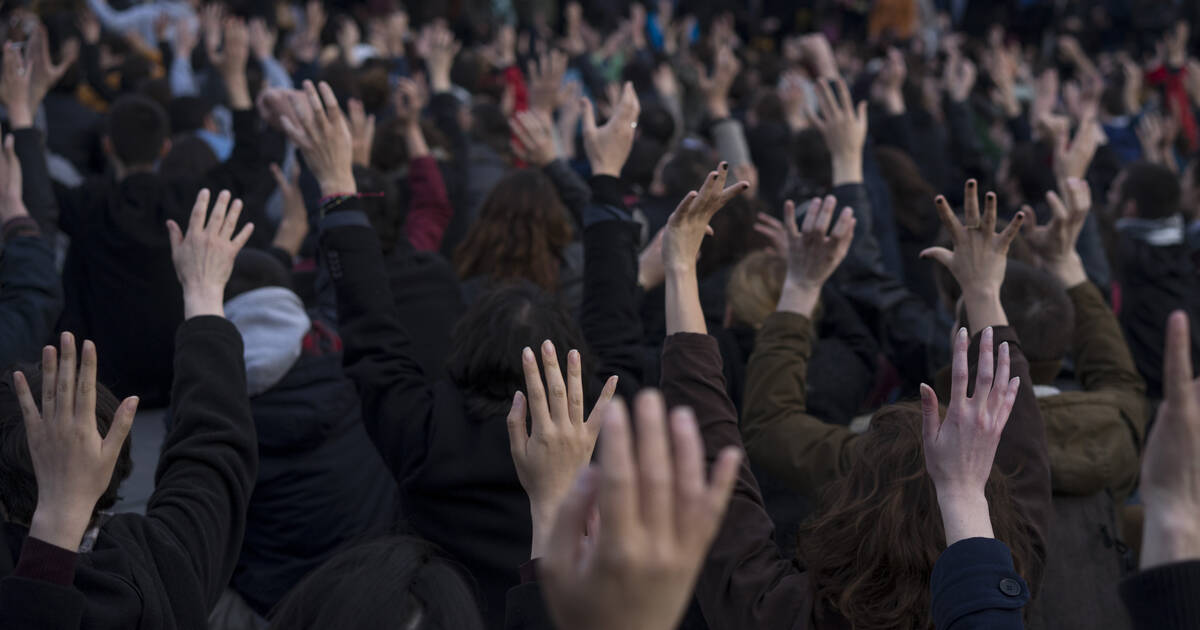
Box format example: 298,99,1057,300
0,0,1198,628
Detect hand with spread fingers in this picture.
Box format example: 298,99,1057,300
663,162,750,272
540,390,741,630
581,81,640,177
757,197,856,316
508,340,618,559
920,327,1020,546
347,98,376,168
696,44,740,118
527,49,569,116
1020,177,1091,287
1139,311,1200,569
0,42,35,129
277,80,356,196
808,77,867,185
511,109,559,167
213,17,252,108
166,189,255,319
1052,114,1106,181
920,180,1023,332
29,23,77,113
16,333,139,551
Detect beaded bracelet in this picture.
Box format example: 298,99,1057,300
318,192,385,218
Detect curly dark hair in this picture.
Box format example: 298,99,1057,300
799,403,1037,630
0,363,133,525
453,169,573,293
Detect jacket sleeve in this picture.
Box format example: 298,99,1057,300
542,159,590,229
969,326,1052,591
319,208,435,483
145,316,257,606
580,175,643,400
742,310,858,498
661,333,813,630
0,226,63,367
0,537,86,630
12,128,59,233
404,155,454,252
931,538,1029,630
1068,281,1147,490
1119,561,1200,630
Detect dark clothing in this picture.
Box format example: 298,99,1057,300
0,537,85,630
232,328,398,616
697,324,1048,628
50,110,275,405
931,538,1029,630
0,225,62,369
1120,561,1200,630
0,316,256,629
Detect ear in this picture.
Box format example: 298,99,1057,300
159,138,173,160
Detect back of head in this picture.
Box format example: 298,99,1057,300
996,261,1074,365
454,169,573,292
227,248,294,301
799,404,1035,629
1119,161,1182,220
268,536,484,630
447,281,591,417
727,250,786,329
660,148,714,201
106,95,170,168
160,135,218,182
167,96,213,135
0,365,131,525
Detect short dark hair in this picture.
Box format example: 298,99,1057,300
105,95,170,168
268,536,484,630
167,96,214,135
159,135,218,182
1119,161,1181,219
0,365,132,524
447,281,593,417
660,148,714,201
950,261,1075,364
226,249,294,301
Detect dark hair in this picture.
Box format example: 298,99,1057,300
799,404,1036,630
1119,161,1181,219
469,102,512,159
0,365,132,524
995,261,1074,364
1007,141,1057,205
635,101,676,147
447,281,591,417
167,96,213,135
268,536,485,630
453,169,572,292
160,135,218,182
622,136,667,193
105,95,170,168
698,194,771,278
226,248,294,301
660,148,714,201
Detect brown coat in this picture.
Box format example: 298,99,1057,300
665,326,1049,629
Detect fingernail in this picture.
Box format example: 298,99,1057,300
542,339,554,353
522,347,533,361
568,349,579,365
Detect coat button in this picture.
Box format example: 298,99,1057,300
999,578,1022,597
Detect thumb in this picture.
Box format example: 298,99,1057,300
580,97,597,139
103,396,138,461
269,163,286,187
506,391,528,460
920,384,941,444
919,246,953,268
166,220,183,251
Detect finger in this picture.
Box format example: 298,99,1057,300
934,195,965,240
998,210,1025,249
988,341,1012,421
782,200,798,236
102,395,138,460
566,349,584,425
974,326,995,404
1019,204,1038,236
1164,311,1194,405
832,207,856,241
506,391,528,458
317,81,346,127
541,340,570,424
598,398,638,539
920,383,941,443
278,113,312,149
580,98,597,140
670,407,705,530
57,332,76,420
189,188,211,234
963,179,980,226
800,197,821,233
634,389,672,535
75,340,97,422
919,246,953,268
231,222,255,249
982,191,998,234
949,327,969,407
718,180,751,205
835,78,852,115
815,195,837,235
220,198,244,240
206,190,232,233
1045,190,1068,222
586,375,618,439
520,346,550,432
301,80,326,127
269,163,287,188
817,78,838,118
39,344,56,421
13,371,41,429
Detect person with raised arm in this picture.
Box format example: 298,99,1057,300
0,187,257,629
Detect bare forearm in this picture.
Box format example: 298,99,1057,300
776,281,820,318
665,265,707,335
962,290,1008,334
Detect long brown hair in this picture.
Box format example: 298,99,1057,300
454,169,573,292
799,403,1036,630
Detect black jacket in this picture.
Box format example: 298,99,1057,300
0,227,62,369
0,316,257,629
232,325,398,616
1120,560,1200,629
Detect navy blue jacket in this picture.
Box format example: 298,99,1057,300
932,538,1029,629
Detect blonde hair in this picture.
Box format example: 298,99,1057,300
726,251,786,329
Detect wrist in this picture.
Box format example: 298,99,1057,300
28,502,92,552
707,99,731,119
430,73,452,93
183,286,226,319
1140,510,1200,569
7,104,33,129
1045,253,1088,288
880,90,905,114
777,278,821,316
936,488,994,545
589,162,622,178
528,504,558,560
318,174,358,197
831,154,864,185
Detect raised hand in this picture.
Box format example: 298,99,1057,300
809,77,867,185
248,17,279,61
540,391,741,630
508,340,618,558
921,180,1023,307
663,162,749,271
527,49,568,116
920,327,1020,545
166,189,254,319
511,109,558,167
870,47,906,114
944,55,977,103
418,23,461,93
16,333,138,551
1140,312,1200,569
0,43,34,128
29,23,77,111
0,135,27,224
758,197,856,316
1052,113,1107,181
1020,177,1090,286
581,81,640,177
213,17,251,108
278,81,356,196
696,44,740,118
347,98,376,167
270,162,308,257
